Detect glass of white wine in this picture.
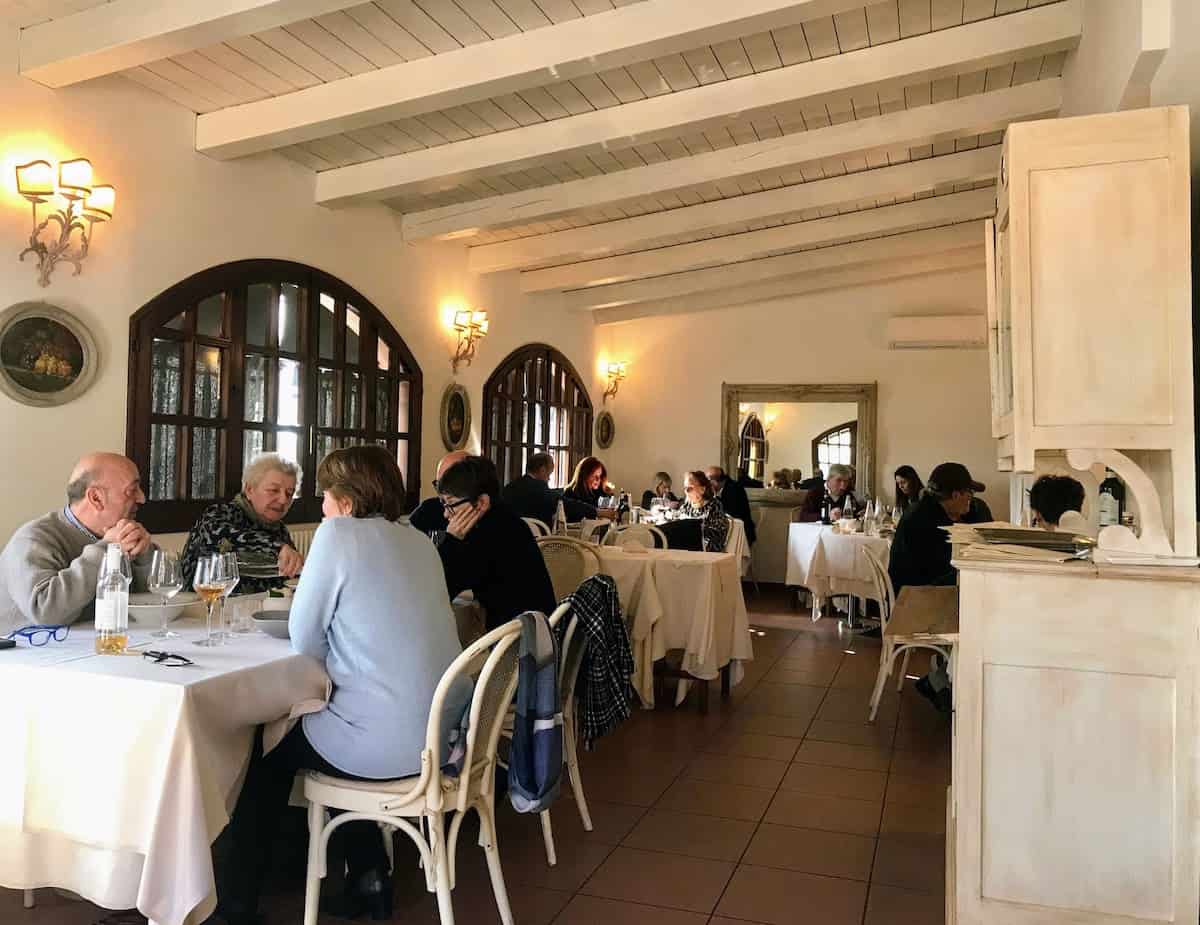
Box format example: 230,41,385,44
148,549,183,639
218,552,241,641
194,553,236,647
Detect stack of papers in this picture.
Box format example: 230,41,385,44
943,521,1094,554
957,543,1084,563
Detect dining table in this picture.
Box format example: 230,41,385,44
0,618,329,925
593,545,754,707
785,522,892,623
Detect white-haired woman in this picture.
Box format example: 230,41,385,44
181,453,304,594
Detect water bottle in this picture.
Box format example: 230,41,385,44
552,500,568,536
95,543,130,655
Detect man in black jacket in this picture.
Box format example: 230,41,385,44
706,466,756,544
502,452,596,524
435,456,557,630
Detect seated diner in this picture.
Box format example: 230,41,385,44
215,445,472,925
641,470,680,511
798,463,856,521
679,469,730,553
503,451,595,523
562,456,611,509
1029,474,1090,534
893,465,924,518
0,452,154,631
180,453,304,594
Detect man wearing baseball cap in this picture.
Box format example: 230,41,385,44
887,462,985,712
887,462,984,594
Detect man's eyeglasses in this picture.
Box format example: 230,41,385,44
142,650,195,667
5,624,69,646
442,497,472,514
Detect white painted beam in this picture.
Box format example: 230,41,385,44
18,0,356,88
470,147,999,274
522,187,995,292
563,223,983,311
197,0,872,159
316,1,1080,207
592,248,986,325
406,80,1059,242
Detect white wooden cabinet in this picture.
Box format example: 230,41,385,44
952,558,1200,925
984,106,1195,553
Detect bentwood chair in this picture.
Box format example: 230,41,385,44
577,520,609,544
536,536,600,602
861,545,958,722
301,621,524,925
523,517,551,538
613,523,668,550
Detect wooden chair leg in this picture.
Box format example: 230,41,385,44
539,811,557,867
868,644,893,723
896,649,913,692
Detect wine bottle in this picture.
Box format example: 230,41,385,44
1098,468,1124,527
820,493,833,525
95,543,130,655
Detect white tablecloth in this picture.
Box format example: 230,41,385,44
595,547,753,707
0,620,328,925
785,523,891,606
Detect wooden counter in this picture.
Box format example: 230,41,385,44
950,558,1200,924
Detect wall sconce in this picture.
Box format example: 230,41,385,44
763,407,779,433
451,308,488,373
15,157,115,287
603,361,627,404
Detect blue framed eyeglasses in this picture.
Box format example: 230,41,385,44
5,624,69,646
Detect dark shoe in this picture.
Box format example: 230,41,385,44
914,675,938,707
320,867,393,921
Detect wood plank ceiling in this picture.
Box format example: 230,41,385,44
8,0,1082,321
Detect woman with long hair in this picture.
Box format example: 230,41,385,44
563,455,610,508
679,470,730,552
893,465,924,517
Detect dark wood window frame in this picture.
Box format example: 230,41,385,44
127,259,422,533
812,421,858,474
481,343,593,489
738,414,768,482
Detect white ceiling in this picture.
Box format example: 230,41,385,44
10,0,1082,321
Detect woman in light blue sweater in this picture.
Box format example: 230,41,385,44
216,446,472,925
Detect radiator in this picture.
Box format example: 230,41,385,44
289,524,319,557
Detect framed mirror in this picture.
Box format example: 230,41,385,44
721,382,878,496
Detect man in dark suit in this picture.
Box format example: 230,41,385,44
705,466,756,545
501,452,596,524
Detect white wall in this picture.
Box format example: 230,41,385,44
0,31,595,541
739,401,858,480
595,265,1007,519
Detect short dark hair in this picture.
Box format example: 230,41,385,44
1029,475,1085,526
439,455,501,502
708,465,727,482
526,452,554,475
317,445,406,520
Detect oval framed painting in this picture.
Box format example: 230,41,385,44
595,409,615,449
0,302,99,408
440,382,471,451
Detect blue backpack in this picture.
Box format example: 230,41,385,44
507,610,564,814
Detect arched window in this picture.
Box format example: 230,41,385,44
482,344,592,489
126,259,422,532
738,414,767,482
813,421,857,474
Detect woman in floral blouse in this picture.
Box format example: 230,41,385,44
679,470,730,553
180,453,305,594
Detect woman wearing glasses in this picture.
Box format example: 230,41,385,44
215,446,472,924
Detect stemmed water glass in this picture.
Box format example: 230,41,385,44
148,549,183,639
193,553,239,647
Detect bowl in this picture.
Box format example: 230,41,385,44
127,591,198,625
252,611,290,639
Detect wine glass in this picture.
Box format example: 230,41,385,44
194,553,237,647
218,552,241,639
148,549,183,639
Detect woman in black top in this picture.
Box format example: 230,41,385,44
563,456,611,508
893,465,924,518
641,471,680,511
679,470,730,552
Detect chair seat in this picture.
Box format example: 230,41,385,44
884,603,959,641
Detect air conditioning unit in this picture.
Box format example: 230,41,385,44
887,315,987,350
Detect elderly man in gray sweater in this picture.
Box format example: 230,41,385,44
0,452,154,632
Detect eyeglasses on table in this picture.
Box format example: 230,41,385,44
4,624,69,646
142,650,195,667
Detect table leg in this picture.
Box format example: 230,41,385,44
699,679,709,714
23,890,34,909
721,664,731,700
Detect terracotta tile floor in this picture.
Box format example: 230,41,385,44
2,586,952,925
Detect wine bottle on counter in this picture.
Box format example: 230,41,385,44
1098,468,1124,527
